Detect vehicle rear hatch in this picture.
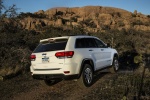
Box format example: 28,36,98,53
31,37,69,71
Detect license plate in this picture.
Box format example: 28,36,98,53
42,56,49,63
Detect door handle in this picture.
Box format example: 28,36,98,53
89,50,93,51
101,49,104,51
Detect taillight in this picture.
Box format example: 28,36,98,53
30,54,36,61
55,51,74,58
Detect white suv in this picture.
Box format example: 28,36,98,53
30,35,119,87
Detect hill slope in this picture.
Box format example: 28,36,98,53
18,6,150,32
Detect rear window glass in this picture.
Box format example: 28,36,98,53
33,39,68,53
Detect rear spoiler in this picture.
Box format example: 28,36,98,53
40,36,69,43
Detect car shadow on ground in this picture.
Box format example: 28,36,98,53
92,70,111,86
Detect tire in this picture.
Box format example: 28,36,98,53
78,64,93,88
110,57,119,73
44,79,61,86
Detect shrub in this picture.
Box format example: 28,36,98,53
132,20,144,26
147,15,150,18
132,14,136,17
17,12,47,19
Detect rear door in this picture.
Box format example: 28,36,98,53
75,38,98,71
82,38,105,70
31,38,68,70
83,38,106,70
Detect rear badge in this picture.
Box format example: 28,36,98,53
42,53,47,55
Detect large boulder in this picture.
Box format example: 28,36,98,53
55,19,63,26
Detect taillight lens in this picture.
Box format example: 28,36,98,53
55,51,74,58
30,54,36,61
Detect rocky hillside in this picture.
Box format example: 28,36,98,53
19,6,150,32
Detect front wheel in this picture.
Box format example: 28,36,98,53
110,57,119,73
78,64,93,88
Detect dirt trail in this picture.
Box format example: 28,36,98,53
0,72,119,100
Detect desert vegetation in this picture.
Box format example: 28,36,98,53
0,0,150,99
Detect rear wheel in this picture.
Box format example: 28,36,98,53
110,57,119,73
78,64,93,88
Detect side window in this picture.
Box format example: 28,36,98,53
85,38,97,48
75,38,85,48
75,38,98,48
94,39,107,48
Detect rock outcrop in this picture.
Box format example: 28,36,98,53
19,6,150,32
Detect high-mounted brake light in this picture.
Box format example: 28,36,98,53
30,54,36,60
55,51,74,58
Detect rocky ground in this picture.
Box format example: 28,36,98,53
0,70,150,100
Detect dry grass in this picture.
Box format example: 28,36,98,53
0,76,3,81
0,66,23,79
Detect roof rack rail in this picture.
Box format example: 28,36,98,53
68,34,89,36
56,34,90,37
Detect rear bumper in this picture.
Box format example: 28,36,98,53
32,74,79,80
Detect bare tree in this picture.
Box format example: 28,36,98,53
0,0,18,18
0,0,5,17
5,4,18,17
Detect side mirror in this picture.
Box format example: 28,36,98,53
107,43,111,47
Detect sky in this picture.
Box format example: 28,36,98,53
3,0,150,15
